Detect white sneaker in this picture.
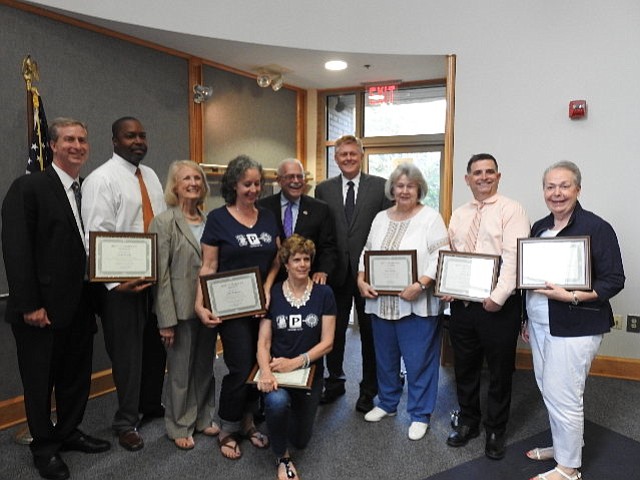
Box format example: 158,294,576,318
364,407,397,422
408,421,429,440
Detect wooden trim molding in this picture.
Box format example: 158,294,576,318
0,370,116,431
296,90,307,163
189,58,204,163
442,54,456,225
442,329,640,382
516,349,640,382
1,338,224,431
3,0,192,59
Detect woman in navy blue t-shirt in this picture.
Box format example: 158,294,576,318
195,155,280,460
257,235,336,480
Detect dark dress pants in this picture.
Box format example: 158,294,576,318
12,285,95,458
217,316,260,431
326,265,377,398
99,287,166,432
448,294,521,434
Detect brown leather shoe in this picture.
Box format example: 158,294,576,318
118,429,144,451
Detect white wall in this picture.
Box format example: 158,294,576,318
31,0,640,357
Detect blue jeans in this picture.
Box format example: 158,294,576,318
372,314,441,422
263,373,322,457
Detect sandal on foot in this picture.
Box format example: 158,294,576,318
174,436,195,450
277,457,298,480
201,422,221,436
530,467,582,480
218,433,242,460
243,426,269,449
526,446,555,461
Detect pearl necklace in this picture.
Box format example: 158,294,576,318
283,279,312,308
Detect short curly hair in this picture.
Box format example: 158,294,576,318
278,234,316,265
220,155,264,204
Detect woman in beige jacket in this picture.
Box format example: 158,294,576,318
150,160,219,449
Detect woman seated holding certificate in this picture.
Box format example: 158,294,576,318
256,235,336,480
522,161,624,480
357,163,449,441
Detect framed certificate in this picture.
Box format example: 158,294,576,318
200,267,266,321
434,251,500,302
517,236,591,290
89,232,157,282
364,250,418,295
247,363,316,390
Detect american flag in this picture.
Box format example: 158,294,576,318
26,89,52,173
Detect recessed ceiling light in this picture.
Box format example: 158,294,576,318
325,60,348,71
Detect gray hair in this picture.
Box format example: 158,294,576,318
385,163,428,202
543,161,582,188
277,158,305,178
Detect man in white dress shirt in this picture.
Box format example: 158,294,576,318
82,117,167,451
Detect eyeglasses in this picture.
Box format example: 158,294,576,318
282,174,304,181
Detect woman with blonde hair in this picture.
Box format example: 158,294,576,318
150,160,219,449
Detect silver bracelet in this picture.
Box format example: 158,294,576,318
301,352,310,369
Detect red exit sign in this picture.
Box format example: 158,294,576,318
368,85,396,105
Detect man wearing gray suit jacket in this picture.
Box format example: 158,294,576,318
315,135,392,413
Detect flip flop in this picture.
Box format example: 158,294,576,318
277,456,298,479
530,467,581,480
218,433,242,460
526,447,555,461
242,426,269,449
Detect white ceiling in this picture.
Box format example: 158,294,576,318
27,3,446,90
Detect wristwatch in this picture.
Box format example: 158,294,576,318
417,280,427,291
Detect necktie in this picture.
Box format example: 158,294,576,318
135,168,155,232
465,203,484,253
283,201,294,237
345,180,355,225
71,181,84,232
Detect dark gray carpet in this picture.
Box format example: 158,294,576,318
424,420,640,480
1,326,639,479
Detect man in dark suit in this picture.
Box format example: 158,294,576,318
258,158,337,284
315,135,392,413
2,118,111,480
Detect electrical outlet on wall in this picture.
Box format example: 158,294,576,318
612,314,623,330
626,315,640,333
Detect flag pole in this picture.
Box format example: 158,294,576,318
22,55,38,146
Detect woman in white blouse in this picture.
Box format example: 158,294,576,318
357,163,449,440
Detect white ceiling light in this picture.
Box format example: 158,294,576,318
325,60,348,71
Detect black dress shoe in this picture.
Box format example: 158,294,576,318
61,432,111,453
355,394,374,413
485,432,506,460
118,429,144,451
319,387,345,405
34,454,70,480
446,425,480,447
